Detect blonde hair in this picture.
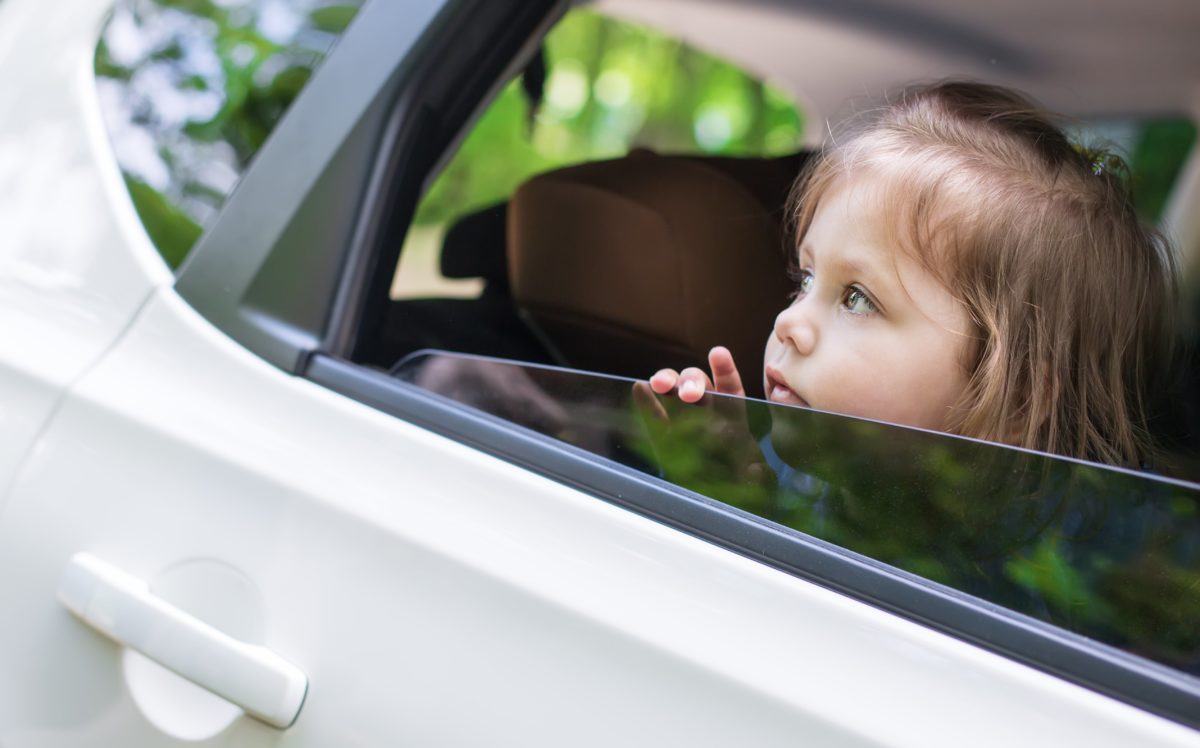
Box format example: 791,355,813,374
790,81,1179,467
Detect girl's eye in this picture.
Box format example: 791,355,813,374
790,269,815,298
843,287,878,315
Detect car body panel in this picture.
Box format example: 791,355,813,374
0,0,170,500
1,288,1197,745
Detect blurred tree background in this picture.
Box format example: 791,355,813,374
94,2,806,272
95,0,363,268
96,1,1195,276
410,9,805,229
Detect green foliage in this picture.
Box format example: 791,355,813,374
95,0,362,268
94,40,132,81
413,79,548,227
1006,534,1111,622
101,3,804,264
100,1,810,266
630,397,781,520
1130,119,1197,222
124,175,203,269
309,5,358,33
1099,541,1200,659
412,9,805,228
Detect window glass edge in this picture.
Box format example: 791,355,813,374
304,352,1200,733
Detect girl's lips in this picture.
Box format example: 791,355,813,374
764,366,809,407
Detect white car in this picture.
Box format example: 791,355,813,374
1,0,1198,745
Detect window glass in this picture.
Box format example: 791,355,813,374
396,350,1200,679
94,0,364,268
392,8,805,301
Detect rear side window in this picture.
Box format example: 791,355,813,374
393,8,806,301
395,351,1200,681
94,0,363,268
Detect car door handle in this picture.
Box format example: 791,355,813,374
58,552,307,729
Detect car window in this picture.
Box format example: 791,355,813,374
94,0,364,268
395,349,1200,681
317,6,1200,660
391,8,806,301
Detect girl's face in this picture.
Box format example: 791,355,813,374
763,177,974,431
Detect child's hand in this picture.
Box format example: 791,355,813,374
631,346,773,499
634,345,752,441
647,346,746,403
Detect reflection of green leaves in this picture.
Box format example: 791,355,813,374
270,65,313,99
1099,544,1200,662
180,74,210,91
123,176,203,268
652,399,1200,673
151,40,186,61
97,0,363,266
95,40,133,80
1006,535,1109,622
464,357,1200,676
1171,495,1198,518
630,396,778,519
158,0,219,15
309,5,358,33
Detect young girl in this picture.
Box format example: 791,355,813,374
649,81,1179,468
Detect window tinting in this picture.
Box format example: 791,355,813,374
395,350,1200,680
94,0,364,268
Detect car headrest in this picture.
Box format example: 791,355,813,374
508,149,807,398
440,202,509,294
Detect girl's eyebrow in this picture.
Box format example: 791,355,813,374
804,242,885,289
816,248,883,289
830,255,872,280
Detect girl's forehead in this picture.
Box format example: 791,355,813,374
819,175,872,211
813,172,914,244
803,179,906,279
807,167,962,281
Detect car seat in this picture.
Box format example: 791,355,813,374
507,148,808,398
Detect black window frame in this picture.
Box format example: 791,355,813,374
173,0,1200,730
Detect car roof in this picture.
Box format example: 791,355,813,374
593,0,1200,133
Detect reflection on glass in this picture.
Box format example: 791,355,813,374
95,0,364,266
395,350,1200,678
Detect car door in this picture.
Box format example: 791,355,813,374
1,0,1198,746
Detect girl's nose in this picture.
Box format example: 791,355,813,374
774,299,818,355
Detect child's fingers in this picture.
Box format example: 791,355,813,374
677,367,712,403
707,346,745,397
649,368,679,395
706,346,750,429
